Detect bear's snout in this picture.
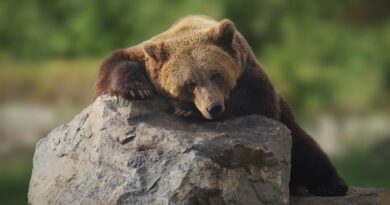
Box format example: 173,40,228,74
207,103,223,118
193,83,226,120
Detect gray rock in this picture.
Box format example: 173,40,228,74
291,187,390,205
28,95,292,205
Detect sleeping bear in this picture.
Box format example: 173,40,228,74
93,15,348,196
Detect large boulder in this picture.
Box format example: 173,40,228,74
28,95,292,205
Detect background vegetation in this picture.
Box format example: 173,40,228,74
0,0,389,204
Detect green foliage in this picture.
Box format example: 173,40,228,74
0,0,222,59
334,138,390,188
0,2,389,203
0,0,389,116
0,151,33,205
0,60,98,105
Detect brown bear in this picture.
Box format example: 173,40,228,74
93,15,348,196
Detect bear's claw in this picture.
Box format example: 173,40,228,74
129,90,136,98
171,101,197,118
112,82,153,99
108,60,154,100
174,109,192,117
125,77,154,99
128,87,153,99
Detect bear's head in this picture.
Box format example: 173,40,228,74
143,19,241,120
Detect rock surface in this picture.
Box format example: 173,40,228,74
28,95,292,205
291,187,390,205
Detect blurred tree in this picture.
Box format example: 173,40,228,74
0,0,389,115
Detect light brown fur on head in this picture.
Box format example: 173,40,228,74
94,15,348,196
143,19,240,119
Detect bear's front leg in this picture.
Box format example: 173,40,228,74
108,61,153,99
93,49,154,100
278,96,348,196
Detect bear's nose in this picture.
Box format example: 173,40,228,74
207,103,223,118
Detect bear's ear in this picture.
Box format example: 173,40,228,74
143,41,169,62
207,19,236,48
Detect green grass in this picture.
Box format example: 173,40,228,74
0,151,33,205
0,59,99,106
334,142,390,189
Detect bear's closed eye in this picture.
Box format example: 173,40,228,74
211,73,224,86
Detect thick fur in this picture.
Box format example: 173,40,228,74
93,15,348,196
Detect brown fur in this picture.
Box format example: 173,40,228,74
93,15,348,196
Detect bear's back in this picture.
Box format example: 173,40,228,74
150,15,218,43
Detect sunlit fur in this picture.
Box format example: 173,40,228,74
151,46,235,119
141,17,240,119
93,15,348,197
